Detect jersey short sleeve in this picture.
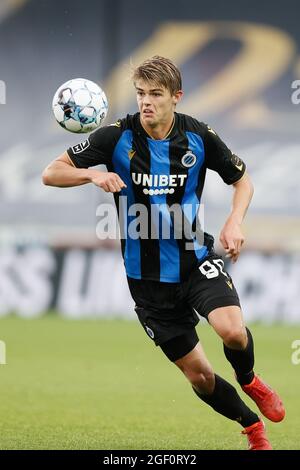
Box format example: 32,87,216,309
67,122,123,168
203,125,246,184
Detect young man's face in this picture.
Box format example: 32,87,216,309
135,79,182,129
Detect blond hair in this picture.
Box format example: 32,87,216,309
132,56,182,95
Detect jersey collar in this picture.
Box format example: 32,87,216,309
136,112,178,141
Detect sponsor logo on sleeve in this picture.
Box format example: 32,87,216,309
71,139,90,154
231,153,244,171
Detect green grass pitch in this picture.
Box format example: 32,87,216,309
0,316,299,450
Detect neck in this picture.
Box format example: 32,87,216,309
141,114,175,140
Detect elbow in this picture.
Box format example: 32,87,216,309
42,167,53,186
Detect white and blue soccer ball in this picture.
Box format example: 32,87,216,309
52,78,108,133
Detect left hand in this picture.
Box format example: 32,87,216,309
219,217,245,263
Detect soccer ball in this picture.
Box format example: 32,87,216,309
52,78,108,133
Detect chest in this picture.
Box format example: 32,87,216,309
119,131,204,172
112,130,206,198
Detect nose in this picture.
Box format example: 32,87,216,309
142,94,151,106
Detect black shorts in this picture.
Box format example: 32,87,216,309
127,253,240,354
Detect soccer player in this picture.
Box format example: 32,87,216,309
43,56,285,450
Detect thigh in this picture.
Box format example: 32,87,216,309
186,253,241,320
160,328,199,362
207,305,248,349
128,276,200,346
174,340,213,374
134,304,199,346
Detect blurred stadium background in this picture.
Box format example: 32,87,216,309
0,0,300,450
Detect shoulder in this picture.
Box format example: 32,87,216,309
176,113,208,137
89,114,136,146
178,114,227,147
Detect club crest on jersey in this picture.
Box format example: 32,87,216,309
181,151,197,168
71,139,90,154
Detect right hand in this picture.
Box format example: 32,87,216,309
89,171,127,193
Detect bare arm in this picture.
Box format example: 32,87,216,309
42,151,126,192
219,172,254,263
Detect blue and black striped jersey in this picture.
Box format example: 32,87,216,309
67,112,246,283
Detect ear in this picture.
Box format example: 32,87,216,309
173,90,183,105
